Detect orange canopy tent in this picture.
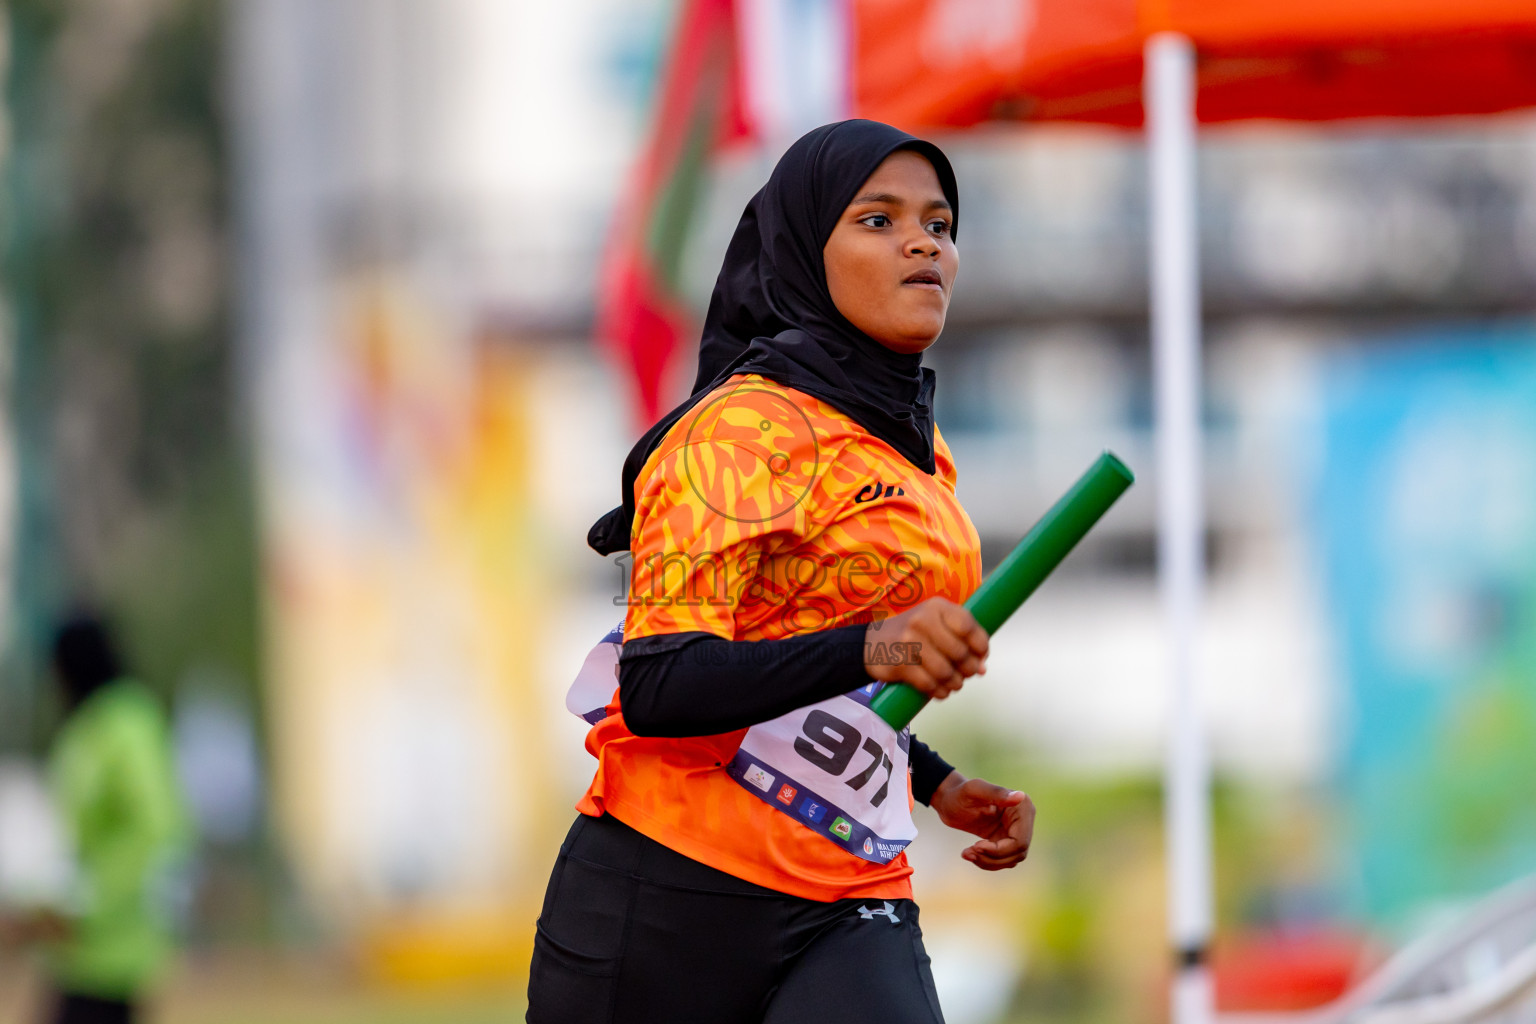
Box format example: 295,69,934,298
844,4,1536,1022
854,0,1536,128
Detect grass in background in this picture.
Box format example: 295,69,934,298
932,732,1342,1024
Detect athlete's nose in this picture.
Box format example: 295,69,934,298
902,221,939,257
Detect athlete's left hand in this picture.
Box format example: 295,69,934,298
930,772,1035,870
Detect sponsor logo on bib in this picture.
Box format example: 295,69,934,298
743,765,774,792
830,817,853,841
776,784,797,804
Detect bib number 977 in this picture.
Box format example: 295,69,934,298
793,710,894,807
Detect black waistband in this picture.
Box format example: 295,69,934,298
564,813,789,899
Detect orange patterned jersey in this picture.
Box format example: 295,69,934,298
575,373,983,902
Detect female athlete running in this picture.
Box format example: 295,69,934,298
530,119,1035,1024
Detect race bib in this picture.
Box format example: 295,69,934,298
565,623,623,725
564,625,917,866
727,685,916,864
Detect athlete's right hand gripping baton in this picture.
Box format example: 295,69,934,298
869,451,1135,731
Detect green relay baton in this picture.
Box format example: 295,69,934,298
869,450,1135,731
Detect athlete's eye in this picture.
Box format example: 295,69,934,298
927,219,951,236
858,213,891,228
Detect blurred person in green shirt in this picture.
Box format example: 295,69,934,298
3,615,190,1024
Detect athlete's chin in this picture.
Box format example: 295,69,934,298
873,337,938,355
871,315,945,354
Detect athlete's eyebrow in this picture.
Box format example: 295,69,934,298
849,191,952,213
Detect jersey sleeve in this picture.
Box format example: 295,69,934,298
625,383,822,641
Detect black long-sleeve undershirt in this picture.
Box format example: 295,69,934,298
618,627,957,805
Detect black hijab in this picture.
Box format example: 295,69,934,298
588,119,960,555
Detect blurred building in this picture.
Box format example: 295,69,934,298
232,0,1536,992
231,0,657,976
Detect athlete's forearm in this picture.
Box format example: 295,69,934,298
618,627,958,802
907,738,956,806
618,626,872,737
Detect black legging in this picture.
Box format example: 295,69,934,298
527,813,945,1024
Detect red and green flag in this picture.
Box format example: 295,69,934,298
597,0,750,428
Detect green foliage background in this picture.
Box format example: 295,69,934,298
2,0,260,751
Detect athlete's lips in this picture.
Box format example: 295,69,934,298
903,267,943,288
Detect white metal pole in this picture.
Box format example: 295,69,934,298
1146,31,1214,1024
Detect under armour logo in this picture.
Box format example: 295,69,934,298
857,901,901,924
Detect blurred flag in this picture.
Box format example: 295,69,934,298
599,0,851,428
597,0,750,428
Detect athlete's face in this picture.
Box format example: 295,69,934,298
823,150,957,356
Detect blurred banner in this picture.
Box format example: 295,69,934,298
255,278,559,957
1317,327,1536,926
231,0,630,981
